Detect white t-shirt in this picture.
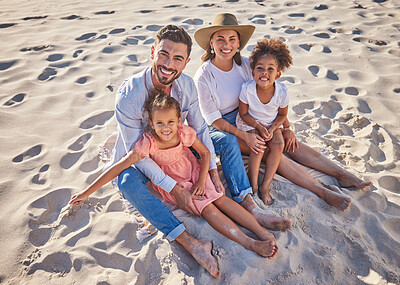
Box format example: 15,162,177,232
208,61,246,115
239,80,289,125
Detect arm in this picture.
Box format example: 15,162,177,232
239,100,272,143
70,150,143,205
190,138,211,197
281,115,299,153
269,106,288,133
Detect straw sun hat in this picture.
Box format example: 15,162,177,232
194,13,255,51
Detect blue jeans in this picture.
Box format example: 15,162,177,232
209,109,252,203
118,166,185,241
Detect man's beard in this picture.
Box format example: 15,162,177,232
153,64,182,86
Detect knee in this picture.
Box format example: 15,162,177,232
222,133,240,152
269,139,285,152
118,167,144,195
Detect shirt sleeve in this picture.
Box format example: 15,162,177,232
112,77,177,192
194,70,222,126
134,133,156,157
238,83,249,104
185,78,218,170
179,125,197,147
279,83,289,108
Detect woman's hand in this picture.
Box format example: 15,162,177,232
69,192,89,206
244,131,266,154
209,169,225,194
282,129,299,153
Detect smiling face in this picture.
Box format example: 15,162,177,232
149,107,182,143
252,54,281,89
151,39,190,88
209,29,240,61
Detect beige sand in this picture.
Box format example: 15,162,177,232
1,0,399,284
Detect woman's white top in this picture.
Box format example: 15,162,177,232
194,57,253,125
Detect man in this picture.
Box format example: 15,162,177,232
107,25,221,278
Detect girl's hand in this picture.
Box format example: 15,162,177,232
209,169,225,194
192,181,206,199
244,132,266,154
282,129,299,153
259,126,273,141
69,192,89,206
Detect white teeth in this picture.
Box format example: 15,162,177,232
260,78,269,81
161,68,173,75
221,50,231,54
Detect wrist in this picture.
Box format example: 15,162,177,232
283,125,293,131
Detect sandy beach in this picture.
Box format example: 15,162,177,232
1,0,399,284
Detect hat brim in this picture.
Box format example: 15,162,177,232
194,25,255,51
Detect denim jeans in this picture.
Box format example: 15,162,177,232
209,109,252,203
118,166,185,241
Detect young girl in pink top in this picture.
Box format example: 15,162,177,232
70,90,279,259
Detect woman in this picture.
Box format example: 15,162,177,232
193,13,372,214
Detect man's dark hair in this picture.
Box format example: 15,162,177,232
155,25,192,57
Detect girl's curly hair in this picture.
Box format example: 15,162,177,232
249,38,292,72
144,89,181,121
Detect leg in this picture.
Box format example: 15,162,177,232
118,167,220,278
202,202,277,258
259,130,285,205
285,141,372,189
175,231,220,279
277,156,352,211
247,131,265,195
213,197,277,246
209,126,252,203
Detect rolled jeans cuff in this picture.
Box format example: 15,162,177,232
166,223,186,242
232,187,253,203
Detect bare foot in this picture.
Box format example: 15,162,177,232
241,195,292,231
190,240,221,279
337,173,372,189
249,239,277,258
257,230,279,259
259,184,274,205
321,189,352,211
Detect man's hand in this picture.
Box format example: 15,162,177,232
282,129,299,153
170,184,201,216
209,169,225,194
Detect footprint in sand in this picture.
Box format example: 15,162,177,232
378,176,400,195
299,43,331,53
356,98,372,113
353,37,387,46
89,249,132,272
20,45,52,52
283,26,303,34
61,133,92,169
109,28,125,34
292,101,314,115
319,100,342,118
26,252,72,275
249,15,266,25
38,67,57,81
315,4,328,10
146,24,163,32
0,60,18,71
61,15,85,20
31,164,50,186
313,32,330,39
183,18,203,25
3,93,26,107
308,65,338,80
288,13,305,18
94,10,114,15
75,32,97,41
23,16,47,21
46,54,63,62
79,111,114,130
12,145,43,163
139,9,153,14
73,50,83,58
76,76,91,84
279,76,301,84
0,23,16,29
79,156,100,173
